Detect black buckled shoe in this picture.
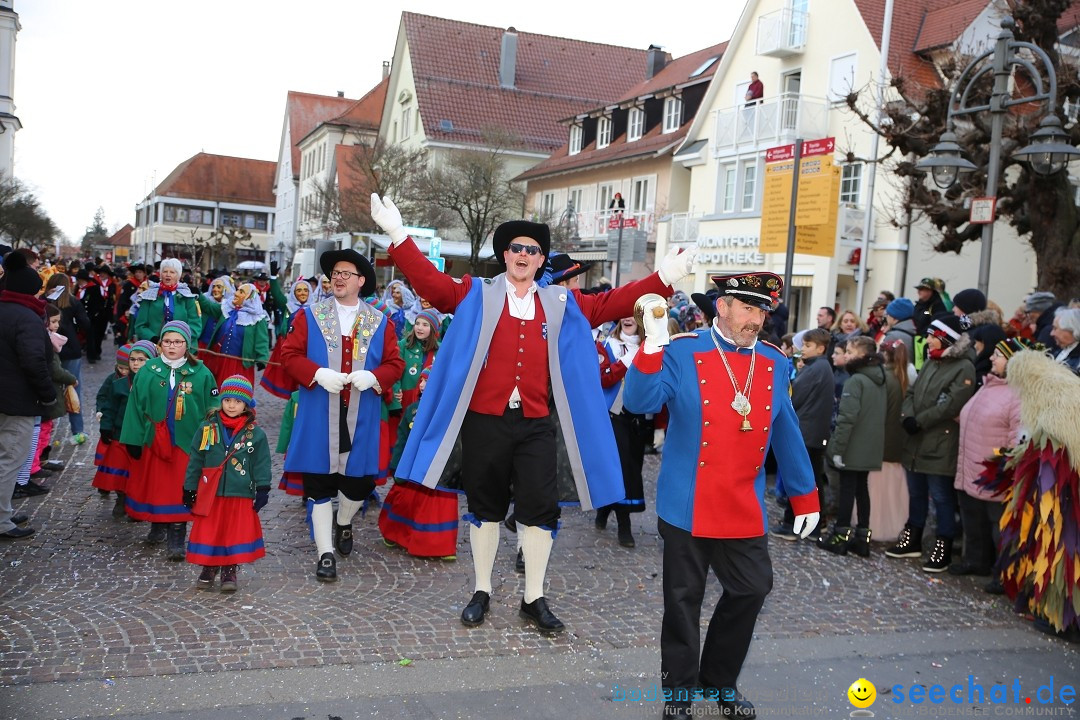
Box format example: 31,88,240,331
718,690,756,718
316,552,337,582
519,597,565,634
515,549,525,573
334,522,353,557
461,590,490,627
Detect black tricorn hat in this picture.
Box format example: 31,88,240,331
712,272,783,311
548,252,593,285
492,220,551,279
692,289,720,322
319,248,376,297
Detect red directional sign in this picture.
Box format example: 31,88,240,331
802,137,836,157
766,144,794,163
607,216,638,230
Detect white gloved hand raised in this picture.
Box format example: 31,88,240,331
793,511,820,539
313,367,347,394
640,297,670,353
346,369,379,392
369,194,408,246
619,345,639,367
657,245,697,286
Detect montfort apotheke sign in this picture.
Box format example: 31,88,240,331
696,235,766,266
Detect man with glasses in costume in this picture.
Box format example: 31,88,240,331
279,248,403,583
370,193,696,634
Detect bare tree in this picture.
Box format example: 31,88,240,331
843,0,1080,298
0,177,60,251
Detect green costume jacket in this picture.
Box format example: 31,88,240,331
276,392,299,454
132,284,204,343
200,300,271,369
98,373,132,434
184,413,271,498
119,357,219,450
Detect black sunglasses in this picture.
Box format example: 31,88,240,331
507,242,543,256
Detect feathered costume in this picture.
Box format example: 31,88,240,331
978,350,1080,635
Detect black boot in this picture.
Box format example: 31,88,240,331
922,536,952,573
885,524,923,558
850,527,872,557
166,522,187,561
594,506,611,531
196,566,218,590
220,565,238,592
112,492,127,519
615,508,635,548
146,522,167,544
818,526,853,555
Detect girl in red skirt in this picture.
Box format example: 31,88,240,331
120,321,218,559
93,343,136,516
183,375,270,592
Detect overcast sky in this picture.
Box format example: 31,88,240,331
12,1,741,246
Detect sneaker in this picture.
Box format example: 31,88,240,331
14,483,49,498
42,460,65,471
220,565,238,592
439,555,457,561
29,469,53,479
1,525,35,540
68,433,88,446
196,566,218,590
769,523,799,541
922,537,952,573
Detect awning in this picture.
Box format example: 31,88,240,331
369,234,492,260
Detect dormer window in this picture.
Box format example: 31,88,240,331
569,124,583,155
597,116,613,149
628,107,644,142
663,96,683,133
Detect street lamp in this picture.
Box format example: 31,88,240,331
915,16,1080,295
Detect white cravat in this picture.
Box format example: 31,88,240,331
335,300,359,336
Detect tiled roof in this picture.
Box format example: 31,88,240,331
284,91,357,176
855,0,943,90
154,153,276,207
913,0,989,52
329,77,389,132
614,42,728,105
107,224,133,247
402,12,655,153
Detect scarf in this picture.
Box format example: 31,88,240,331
50,330,68,353
161,354,187,389
0,290,47,317
223,291,270,326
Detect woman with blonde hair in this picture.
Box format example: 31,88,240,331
832,309,868,342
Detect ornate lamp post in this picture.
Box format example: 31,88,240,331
916,17,1080,294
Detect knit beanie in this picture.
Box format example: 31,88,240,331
1,251,43,295
368,297,391,317
129,339,159,360
160,320,192,346
928,312,965,346
1024,291,1056,314
116,343,133,366
995,337,1033,360
885,297,914,321
415,309,442,339
219,374,256,408
952,288,987,315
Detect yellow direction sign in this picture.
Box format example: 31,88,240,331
795,169,841,257
759,161,793,254
795,160,841,227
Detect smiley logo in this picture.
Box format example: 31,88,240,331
847,678,876,708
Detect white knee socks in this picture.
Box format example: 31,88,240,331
470,521,500,594
310,499,334,556
336,492,362,526
521,525,554,603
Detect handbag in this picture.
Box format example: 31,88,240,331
64,385,80,414
190,424,252,517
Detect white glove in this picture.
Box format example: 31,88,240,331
793,512,820,539
313,367,347,394
619,346,639,367
640,297,670,352
832,454,845,469
347,369,379,392
95,412,103,421
370,194,408,246
657,245,697,286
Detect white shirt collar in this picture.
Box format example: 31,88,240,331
505,281,537,320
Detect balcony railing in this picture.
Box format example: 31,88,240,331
566,209,655,242
756,7,808,57
714,92,829,156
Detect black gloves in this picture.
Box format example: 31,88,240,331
253,489,269,512
126,444,143,460
902,416,921,435
100,428,113,444
270,261,279,277
256,362,266,371
183,489,196,510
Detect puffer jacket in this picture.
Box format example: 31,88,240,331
882,368,904,463
901,334,977,475
956,372,1021,500
828,354,887,471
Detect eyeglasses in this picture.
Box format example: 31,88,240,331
160,339,186,347
507,243,543,256
330,270,359,279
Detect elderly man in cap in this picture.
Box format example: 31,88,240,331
279,247,403,582
624,272,820,719
913,277,949,335
371,193,695,633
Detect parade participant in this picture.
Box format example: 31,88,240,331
279,247,404,583
313,274,334,303
182,375,271,592
275,390,303,497
623,272,820,718
260,278,314,399
390,308,439,441
97,265,120,346
266,262,292,341
115,264,147,343
373,193,694,633
120,321,218,559
202,283,271,386
131,258,203,343
75,269,106,364
196,275,235,353
382,279,415,340
92,344,133,509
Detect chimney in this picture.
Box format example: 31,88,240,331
382,60,391,80
500,27,518,89
337,91,344,98
647,44,667,79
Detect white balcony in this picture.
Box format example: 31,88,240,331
713,92,829,157
756,7,808,58
566,209,655,245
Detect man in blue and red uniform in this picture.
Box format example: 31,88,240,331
280,248,403,583
370,193,695,634
624,272,820,719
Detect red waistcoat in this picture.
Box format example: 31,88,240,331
469,303,551,417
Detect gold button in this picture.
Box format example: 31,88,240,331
763,426,769,432
702,441,708,447
767,385,772,390
697,359,703,364
767,366,773,372
700,379,706,384
703,400,710,405
699,461,705,467
704,421,710,427
520,334,525,339
517,362,522,367
520,321,525,326
759,447,764,452
519,348,524,352
755,465,760,471
765,405,771,410
515,376,521,380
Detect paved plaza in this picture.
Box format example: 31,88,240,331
1,357,1077,719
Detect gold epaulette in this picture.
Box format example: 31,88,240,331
671,332,698,340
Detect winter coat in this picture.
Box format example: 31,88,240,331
97,373,131,434
901,335,977,475
131,284,204,343
828,354,887,471
0,294,57,416
956,372,1021,500
882,319,917,362
913,293,947,335
968,323,1007,388
882,368,904,463
57,298,92,360
44,353,78,421
119,357,219,450
790,355,834,449
183,413,271,499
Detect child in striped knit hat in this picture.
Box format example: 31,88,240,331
182,375,271,592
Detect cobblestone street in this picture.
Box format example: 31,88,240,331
2,356,1076,718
